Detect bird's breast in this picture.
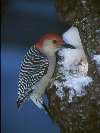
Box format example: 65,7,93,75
31,55,56,98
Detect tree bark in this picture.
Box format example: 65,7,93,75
46,0,100,133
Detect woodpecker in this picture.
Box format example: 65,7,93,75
17,33,75,110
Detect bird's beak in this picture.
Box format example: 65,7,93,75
63,43,76,49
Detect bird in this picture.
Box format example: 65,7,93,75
17,33,76,111
17,33,63,110
17,33,64,109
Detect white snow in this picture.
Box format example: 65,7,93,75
54,26,93,102
54,80,65,99
64,76,92,102
81,0,87,5
93,55,100,65
64,76,92,90
62,26,83,49
58,48,88,76
96,29,100,33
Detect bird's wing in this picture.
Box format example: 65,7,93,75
17,46,49,109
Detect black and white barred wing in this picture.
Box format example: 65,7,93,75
17,46,49,109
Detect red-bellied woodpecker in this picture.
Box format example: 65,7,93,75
17,33,75,110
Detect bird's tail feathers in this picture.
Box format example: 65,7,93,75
42,102,54,123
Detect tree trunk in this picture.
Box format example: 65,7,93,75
46,0,100,133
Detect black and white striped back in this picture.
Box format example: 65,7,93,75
17,46,49,109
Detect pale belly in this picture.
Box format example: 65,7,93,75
30,55,56,99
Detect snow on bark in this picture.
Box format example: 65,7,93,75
52,27,92,102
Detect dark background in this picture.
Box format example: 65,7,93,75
1,0,69,133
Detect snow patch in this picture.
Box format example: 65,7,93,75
96,29,100,33
64,76,92,90
54,80,65,99
93,55,100,65
81,0,87,5
54,26,93,102
62,26,83,49
64,76,92,102
58,48,88,78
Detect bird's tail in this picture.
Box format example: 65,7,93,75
30,96,54,123
42,102,54,123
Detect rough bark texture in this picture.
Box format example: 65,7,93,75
46,0,100,133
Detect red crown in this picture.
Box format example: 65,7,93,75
36,33,64,49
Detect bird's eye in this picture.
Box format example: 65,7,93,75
53,40,57,44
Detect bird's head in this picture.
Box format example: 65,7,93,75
35,33,64,53
35,33,75,55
